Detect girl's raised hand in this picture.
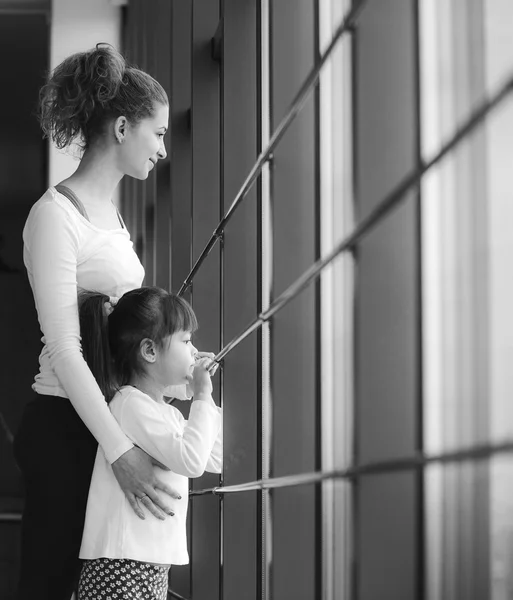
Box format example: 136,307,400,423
191,356,215,398
194,351,219,376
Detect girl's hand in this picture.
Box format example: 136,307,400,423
194,351,220,376
191,356,215,398
111,446,181,520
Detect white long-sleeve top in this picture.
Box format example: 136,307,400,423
79,386,223,565
23,187,189,464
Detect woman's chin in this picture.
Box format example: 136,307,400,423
127,168,150,181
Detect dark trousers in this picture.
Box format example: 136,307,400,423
13,394,98,600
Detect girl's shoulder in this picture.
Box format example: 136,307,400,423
110,386,184,422
110,386,161,413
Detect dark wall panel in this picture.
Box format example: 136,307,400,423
358,473,418,600
222,0,258,598
270,1,319,599
0,13,49,600
190,1,222,599
353,1,420,599
170,0,193,294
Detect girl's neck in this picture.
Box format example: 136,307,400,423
128,374,165,403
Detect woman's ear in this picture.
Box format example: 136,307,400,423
139,338,157,363
114,115,128,144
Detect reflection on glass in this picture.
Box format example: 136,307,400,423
421,1,513,599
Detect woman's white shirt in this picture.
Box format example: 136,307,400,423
23,187,145,462
79,386,223,565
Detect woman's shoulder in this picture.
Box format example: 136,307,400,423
23,188,85,252
25,187,80,229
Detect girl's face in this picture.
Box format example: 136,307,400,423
118,102,169,180
154,330,198,387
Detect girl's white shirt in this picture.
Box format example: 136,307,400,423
79,386,222,565
23,187,188,463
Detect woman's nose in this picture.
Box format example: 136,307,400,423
157,140,167,159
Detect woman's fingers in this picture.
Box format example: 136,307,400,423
138,488,172,520
126,492,146,520
153,479,183,502
112,447,180,520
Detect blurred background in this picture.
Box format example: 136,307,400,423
1,1,513,599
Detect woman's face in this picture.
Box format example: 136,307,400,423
118,102,169,180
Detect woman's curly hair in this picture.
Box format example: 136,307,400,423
39,43,168,150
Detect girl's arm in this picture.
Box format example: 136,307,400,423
118,390,222,478
205,418,223,473
25,200,178,518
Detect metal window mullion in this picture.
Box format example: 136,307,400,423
319,2,335,599
260,3,272,600
219,3,225,597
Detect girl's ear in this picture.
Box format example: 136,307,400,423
139,338,157,363
113,115,128,144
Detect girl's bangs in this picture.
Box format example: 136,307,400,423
161,295,198,336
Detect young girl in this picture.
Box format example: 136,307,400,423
76,286,222,599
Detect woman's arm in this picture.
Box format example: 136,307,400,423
26,201,132,460
25,200,178,518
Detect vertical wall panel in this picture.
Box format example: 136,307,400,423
170,1,193,294
134,0,146,270
270,1,318,599
222,1,258,599
0,13,48,599
190,1,222,599
153,0,172,291
168,4,193,594
143,0,157,288
354,1,420,599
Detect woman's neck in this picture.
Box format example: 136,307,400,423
60,145,124,206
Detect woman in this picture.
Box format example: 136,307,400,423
13,44,191,599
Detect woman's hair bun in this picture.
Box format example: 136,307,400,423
39,44,126,150
81,43,126,105
39,43,167,151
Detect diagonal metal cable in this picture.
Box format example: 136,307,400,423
209,72,513,365
168,589,190,600
189,439,513,497
177,0,369,296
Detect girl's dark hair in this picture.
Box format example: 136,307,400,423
39,43,168,150
79,287,197,402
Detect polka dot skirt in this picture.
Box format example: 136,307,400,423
78,558,169,600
